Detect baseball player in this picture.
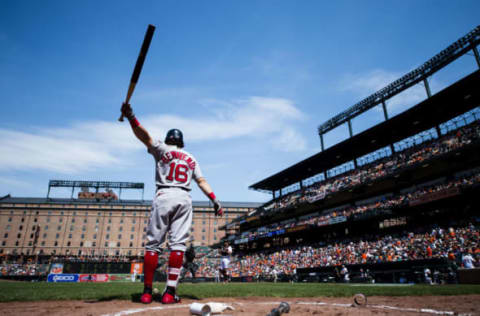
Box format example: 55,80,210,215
180,242,198,281
219,241,232,283
462,250,476,269
121,103,223,304
340,265,350,283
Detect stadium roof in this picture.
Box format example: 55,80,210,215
317,25,479,135
249,70,480,192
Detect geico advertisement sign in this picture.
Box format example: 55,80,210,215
47,274,79,282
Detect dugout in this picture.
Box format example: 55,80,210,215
297,258,456,284
457,268,480,284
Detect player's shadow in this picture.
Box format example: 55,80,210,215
97,295,125,302
84,295,124,303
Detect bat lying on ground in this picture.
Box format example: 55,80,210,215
266,302,290,316
118,24,155,121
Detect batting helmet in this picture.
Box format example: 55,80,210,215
165,128,184,148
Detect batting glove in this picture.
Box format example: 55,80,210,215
213,199,224,217
121,102,135,121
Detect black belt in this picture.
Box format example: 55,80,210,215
156,185,189,192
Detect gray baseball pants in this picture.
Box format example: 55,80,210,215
145,188,192,253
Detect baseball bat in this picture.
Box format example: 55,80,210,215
266,302,290,316
119,24,156,121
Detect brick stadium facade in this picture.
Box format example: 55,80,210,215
0,193,260,258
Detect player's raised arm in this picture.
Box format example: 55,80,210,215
121,102,154,149
195,177,223,216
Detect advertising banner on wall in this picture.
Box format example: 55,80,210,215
94,274,109,282
47,274,78,282
130,263,143,275
286,224,308,233
78,274,93,282
234,238,249,244
329,216,347,225
78,274,109,282
49,263,64,274
109,274,133,282
307,191,325,203
409,187,460,206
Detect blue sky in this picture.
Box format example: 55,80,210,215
0,1,479,203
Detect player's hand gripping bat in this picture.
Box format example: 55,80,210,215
118,24,155,121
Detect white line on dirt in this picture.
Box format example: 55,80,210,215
370,304,455,315
297,301,456,315
102,300,458,316
101,304,190,316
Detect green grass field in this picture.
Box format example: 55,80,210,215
0,282,479,302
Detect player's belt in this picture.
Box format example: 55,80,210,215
156,185,189,192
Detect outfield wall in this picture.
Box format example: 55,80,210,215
46,273,140,282
458,268,480,284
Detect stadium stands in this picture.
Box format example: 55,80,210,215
255,120,479,216
225,223,478,278
215,32,480,283
2,28,479,285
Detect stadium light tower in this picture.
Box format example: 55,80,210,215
46,180,145,200
318,25,480,150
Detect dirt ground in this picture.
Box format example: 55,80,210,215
0,295,479,316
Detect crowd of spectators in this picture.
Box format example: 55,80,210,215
257,120,480,216
56,254,140,263
0,253,142,276
2,222,477,280
0,263,49,277
221,223,479,279
1,223,478,279
230,170,480,242
2,220,478,279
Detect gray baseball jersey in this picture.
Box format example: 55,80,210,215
148,140,203,190
145,140,203,253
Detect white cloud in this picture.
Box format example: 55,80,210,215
50,121,140,152
271,127,307,152
0,129,124,173
0,96,306,174
143,96,306,143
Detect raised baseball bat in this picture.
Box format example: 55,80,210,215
119,24,156,121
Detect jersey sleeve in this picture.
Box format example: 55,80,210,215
148,140,168,161
192,160,204,180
